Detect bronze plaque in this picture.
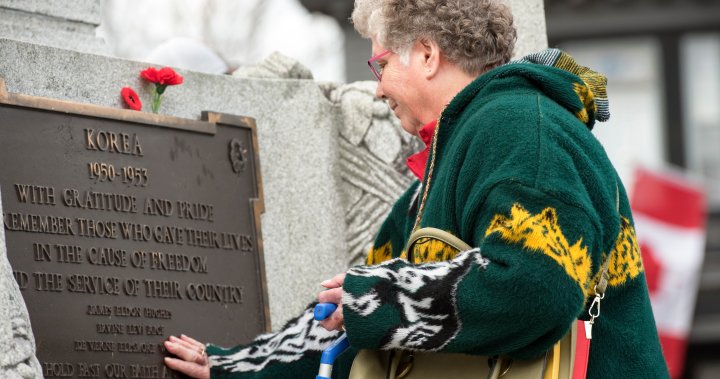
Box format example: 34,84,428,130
0,80,269,379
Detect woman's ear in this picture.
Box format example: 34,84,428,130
416,38,441,79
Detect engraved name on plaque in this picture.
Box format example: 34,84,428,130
0,78,269,379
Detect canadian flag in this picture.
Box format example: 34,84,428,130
630,167,707,378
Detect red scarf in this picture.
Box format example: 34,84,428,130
406,120,437,181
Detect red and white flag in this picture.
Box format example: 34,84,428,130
630,167,707,378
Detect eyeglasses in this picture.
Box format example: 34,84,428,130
368,50,391,81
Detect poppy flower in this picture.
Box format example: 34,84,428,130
140,67,184,86
140,66,184,113
120,87,142,111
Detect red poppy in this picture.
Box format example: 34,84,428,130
120,87,142,111
140,66,184,86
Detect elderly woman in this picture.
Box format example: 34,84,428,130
164,0,669,378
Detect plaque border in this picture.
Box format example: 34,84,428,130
0,76,272,333
202,110,271,332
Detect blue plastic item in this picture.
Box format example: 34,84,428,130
314,302,339,321
315,303,351,379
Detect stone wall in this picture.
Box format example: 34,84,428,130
0,0,106,55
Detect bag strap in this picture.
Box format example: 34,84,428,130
406,227,472,262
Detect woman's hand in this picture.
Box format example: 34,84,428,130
163,335,210,379
317,273,346,331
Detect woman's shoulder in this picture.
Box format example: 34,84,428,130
452,87,549,148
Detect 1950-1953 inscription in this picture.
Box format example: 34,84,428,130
0,92,268,378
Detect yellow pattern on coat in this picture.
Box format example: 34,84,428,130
603,217,644,287
408,237,462,264
367,238,462,265
485,204,593,297
366,241,393,265
572,82,597,124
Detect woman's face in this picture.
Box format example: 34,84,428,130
371,40,430,136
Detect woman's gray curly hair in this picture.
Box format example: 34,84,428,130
352,0,516,75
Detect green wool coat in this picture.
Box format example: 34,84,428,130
206,59,669,379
